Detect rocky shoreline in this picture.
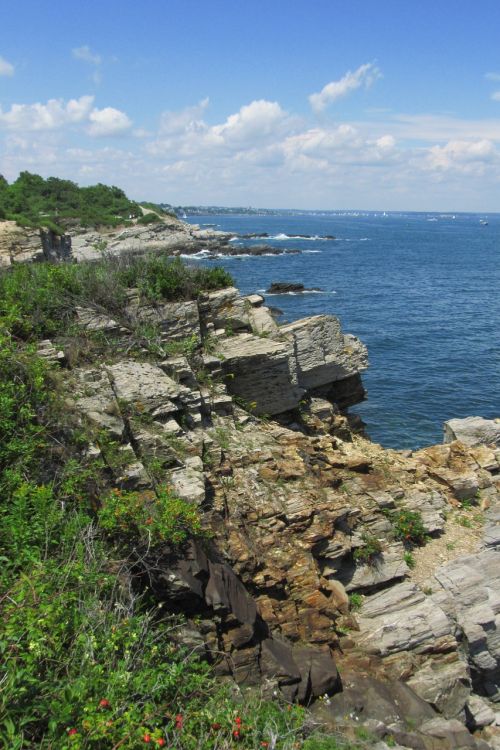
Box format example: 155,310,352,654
33,270,500,750
0,216,316,266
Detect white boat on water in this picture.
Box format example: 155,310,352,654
479,219,488,226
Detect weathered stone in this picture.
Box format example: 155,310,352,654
408,657,471,718
356,583,454,656
218,333,304,415
170,465,205,505
444,417,500,448
337,543,409,592
281,315,368,392
125,297,201,342
107,361,187,418
73,367,124,437
466,695,496,729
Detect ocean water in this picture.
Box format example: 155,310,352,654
186,212,499,450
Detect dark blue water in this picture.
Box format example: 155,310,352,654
186,212,499,450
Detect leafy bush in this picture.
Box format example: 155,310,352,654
0,254,233,340
98,486,204,547
353,533,383,564
391,509,427,545
137,211,162,224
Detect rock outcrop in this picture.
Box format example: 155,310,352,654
40,279,500,748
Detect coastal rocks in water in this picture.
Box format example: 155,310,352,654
444,416,500,447
266,282,323,294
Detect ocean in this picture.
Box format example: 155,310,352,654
185,212,499,450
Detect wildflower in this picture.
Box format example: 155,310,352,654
68,728,78,736
99,698,111,709
143,734,151,743
175,714,183,730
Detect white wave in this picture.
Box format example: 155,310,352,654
265,290,336,296
303,249,321,254
267,233,332,241
180,249,214,259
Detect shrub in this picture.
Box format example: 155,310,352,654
391,509,427,545
98,486,204,547
137,211,162,224
353,533,383,564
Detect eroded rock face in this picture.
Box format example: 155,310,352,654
58,282,500,746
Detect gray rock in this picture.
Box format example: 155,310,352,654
433,549,500,700
218,333,304,415
281,315,368,392
402,488,448,533
107,361,187,418
170,465,206,505
444,417,500,448
356,583,454,656
407,657,471,718
337,543,409,593
73,367,125,437
466,695,496,729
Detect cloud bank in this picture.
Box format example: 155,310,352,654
309,63,381,113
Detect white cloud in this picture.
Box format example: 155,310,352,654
424,139,497,173
309,63,381,113
210,100,290,144
160,98,209,135
0,55,14,76
491,91,500,102
72,45,102,66
0,95,94,130
87,106,132,136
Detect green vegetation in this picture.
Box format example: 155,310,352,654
0,171,143,230
0,253,232,342
353,533,383,564
348,593,363,611
403,551,416,569
0,248,353,748
386,509,427,546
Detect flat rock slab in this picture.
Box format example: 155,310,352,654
107,361,187,418
444,417,500,448
356,582,454,656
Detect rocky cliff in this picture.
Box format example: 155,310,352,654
38,282,500,750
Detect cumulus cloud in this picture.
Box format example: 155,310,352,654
87,107,132,136
160,98,209,135
210,100,290,144
72,45,102,66
309,63,381,113
0,95,94,130
424,139,497,173
0,55,15,76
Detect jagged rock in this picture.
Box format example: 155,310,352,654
218,333,304,415
73,367,125,437
75,307,121,333
356,583,454,656
402,488,448,533
445,417,500,448
466,695,496,729
281,316,368,393
407,657,471,718
37,339,66,365
125,295,201,342
107,361,187,418
433,548,500,701
337,543,409,592
170,464,206,505
419,717,478,749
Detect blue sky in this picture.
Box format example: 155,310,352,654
2,0,500,210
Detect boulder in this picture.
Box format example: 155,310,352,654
444,417,500,448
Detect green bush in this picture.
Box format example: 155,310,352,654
391,509,427,545
353,533,383,564
137,211,162,224
98,485,204,547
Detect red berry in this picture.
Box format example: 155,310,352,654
233,729,240,739
143,734,151,743
211,722,222,730
235,716,242,726
156,740,166,747
99,698,111,709
68,728,78,736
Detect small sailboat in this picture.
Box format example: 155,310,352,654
479,219,488,226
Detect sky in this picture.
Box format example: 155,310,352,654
2,0,500,211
